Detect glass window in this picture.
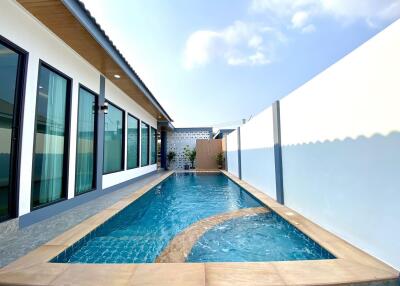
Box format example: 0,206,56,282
32,64,70,208
127,115,139,169
75,87,97,195
150,127,157,165
0,42,20,220
103,103,124,174
141,122,149,166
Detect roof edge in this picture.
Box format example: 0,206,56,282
60,0,173,122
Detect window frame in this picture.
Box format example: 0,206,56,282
30,60,72,211
140,121,150,167
0,35,29,221
74,84,99,196
102,99,125,175
127,113,140,170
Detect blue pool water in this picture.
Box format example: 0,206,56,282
52,173,334,263
187,212,334,262
52,173,260,263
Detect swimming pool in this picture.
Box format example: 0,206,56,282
51,172,334,263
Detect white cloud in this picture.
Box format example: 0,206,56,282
183,0,400,69
248,35,263,48
291,11,310,28
251,0,400,31
183,31,220,69
183,21,285,69
301,24,316,33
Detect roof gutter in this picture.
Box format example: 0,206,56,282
60,0,173,122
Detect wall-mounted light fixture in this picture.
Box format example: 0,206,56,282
114,74,121,79
100,102,109,114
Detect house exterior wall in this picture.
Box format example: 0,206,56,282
226,19,400,270
102,79,157,189
0,0,158,220
166,128,212,169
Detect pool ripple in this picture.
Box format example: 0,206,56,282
156,207,269,263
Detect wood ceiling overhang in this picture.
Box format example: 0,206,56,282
17,0,172,122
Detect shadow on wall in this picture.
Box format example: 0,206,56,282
241,147,277,200
281,131,400,270
227,146,276,200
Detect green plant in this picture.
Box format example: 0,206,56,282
183,145,196,168
216,152,224,168
167,151,176,163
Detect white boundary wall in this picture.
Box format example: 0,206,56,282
226,129,239,177
240,107,276,199
226,19,400,270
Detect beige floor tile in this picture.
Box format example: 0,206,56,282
129,263,205,286
0,262,67,285
50,264,135,286
82,209,120,226
45,223,96,247
274,259,356,285
107,198,134,211
272,259,397,285
324,240,399,275
205,262,285,286
1,245,67,272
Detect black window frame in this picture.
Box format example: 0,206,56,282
103,99,125,175
31,60,72,211
0,35,28,222
127,113,140,170
140,121,150,167
74,84,99,196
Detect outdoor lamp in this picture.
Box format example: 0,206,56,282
100,102,109,114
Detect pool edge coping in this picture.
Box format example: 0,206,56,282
0,170,397,286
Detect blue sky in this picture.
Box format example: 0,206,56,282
81,0,400,128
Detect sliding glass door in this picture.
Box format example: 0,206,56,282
150,127,157,165
127,114,139,169
103,102,124,174
75,87,97,195
31,63,71,209
0,38,26,221
141,122,149,166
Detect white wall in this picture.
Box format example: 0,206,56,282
226,19,400,270
279,19,400,270
240,107,276,199
226,129,239,177
0,0,158,216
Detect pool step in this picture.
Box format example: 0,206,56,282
156,207,269,263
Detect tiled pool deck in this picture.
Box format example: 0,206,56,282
0,170,398,285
